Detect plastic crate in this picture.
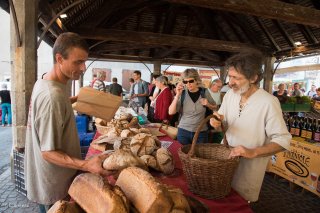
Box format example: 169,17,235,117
281,103,295,112
76,115,89,134
79,132,95,146
295,103,311,112
13,150,27,196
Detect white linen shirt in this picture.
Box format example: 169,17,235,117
218,88,291,201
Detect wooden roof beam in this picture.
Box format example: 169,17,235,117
273,20,295,47
166,0,320,27
92,43,163,52
106,1,164,27
80,0,121,27
255,18,281,51
74,27,260,53
274,43,320,58
297,25,319,44
89,53,223,66
192,8,221,40
224,13,260,45
162,5,177,34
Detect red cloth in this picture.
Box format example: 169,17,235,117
154,87,173,121
88,132,253,213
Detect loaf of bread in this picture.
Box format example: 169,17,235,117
68,173,129,213
120,129,136,138
113,138,131,151
156,148,175,175
47,200,84,213
103,149,147,171
130,133,157,157
165,185,191,213
140,155,158,170
139,128,151,134
116,167,173,213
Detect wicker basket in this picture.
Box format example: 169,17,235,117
178,115,240,199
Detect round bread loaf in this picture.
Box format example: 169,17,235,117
140,155,158,170
130,133,157,157
120,129,136,138
103,149,147,171
156,148,175,175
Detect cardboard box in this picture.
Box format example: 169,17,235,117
73,87,122,121
267,137,320,196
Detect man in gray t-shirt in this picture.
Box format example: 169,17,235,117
24,33,113,213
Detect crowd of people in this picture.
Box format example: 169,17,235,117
273,82,320,103
23,32,292,213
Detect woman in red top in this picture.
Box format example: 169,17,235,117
153,76,173,124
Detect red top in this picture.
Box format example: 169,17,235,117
154,87,173,121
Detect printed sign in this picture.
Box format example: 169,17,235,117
267,137,320,196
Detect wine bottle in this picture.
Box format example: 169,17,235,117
300,117,308,138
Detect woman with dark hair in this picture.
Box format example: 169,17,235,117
273,83,288,103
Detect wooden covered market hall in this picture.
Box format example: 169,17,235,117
0,0,320,212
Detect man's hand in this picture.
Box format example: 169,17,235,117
69,96,78,104
229,145,257,159
83,154,114,176
210,112,224,128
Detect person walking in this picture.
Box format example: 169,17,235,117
130,70,149,108
109,77,123,96
24,33,113,213
0,83,11,127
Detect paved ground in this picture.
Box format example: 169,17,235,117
0,127,38,213
0,127,319,213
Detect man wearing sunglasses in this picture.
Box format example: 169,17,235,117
169,68,216,145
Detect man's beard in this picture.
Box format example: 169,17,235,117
234,82,250,95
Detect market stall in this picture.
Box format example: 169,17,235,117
85,127,253,213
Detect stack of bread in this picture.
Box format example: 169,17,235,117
92,113,175,175
56,167,191,213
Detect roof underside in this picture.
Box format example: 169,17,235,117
4,0,320,66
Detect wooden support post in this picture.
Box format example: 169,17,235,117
220,66,227,83
153,61,162,75
11,0,37,149
263,56,275,93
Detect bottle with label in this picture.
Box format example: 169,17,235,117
313,119,320,142
306,117,313,140
290,116,296,136
317,175,320,193
294,116,301,137
300,117,308,138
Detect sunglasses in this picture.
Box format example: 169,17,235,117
182,79,195,84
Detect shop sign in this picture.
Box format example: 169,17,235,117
267,138,320,196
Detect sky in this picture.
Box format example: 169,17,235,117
0,9,11,81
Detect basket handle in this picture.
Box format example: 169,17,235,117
188,114,229,157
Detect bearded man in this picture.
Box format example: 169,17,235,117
210,51,291,202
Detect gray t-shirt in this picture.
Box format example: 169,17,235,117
24,79,81,205
177,89,212,132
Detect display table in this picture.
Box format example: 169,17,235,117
267,137,320,197
87,132,253,213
